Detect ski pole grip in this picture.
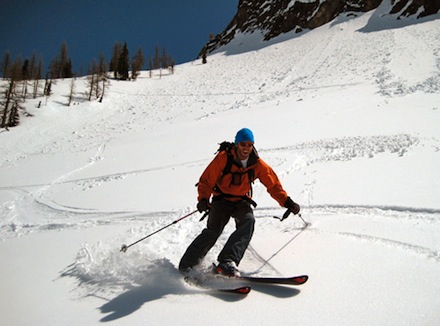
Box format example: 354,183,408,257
199,210,209,222
281,209,291,221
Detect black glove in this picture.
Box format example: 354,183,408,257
197,198,210,213
284,197,300,215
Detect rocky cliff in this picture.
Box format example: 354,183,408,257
202,0,439,55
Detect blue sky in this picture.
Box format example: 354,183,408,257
0,0,238,75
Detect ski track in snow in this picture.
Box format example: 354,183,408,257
1,121,438,283
55,204,440,298
0,132,432,239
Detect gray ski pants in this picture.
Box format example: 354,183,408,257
179,197,255,271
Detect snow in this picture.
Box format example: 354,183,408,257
1,9,440,326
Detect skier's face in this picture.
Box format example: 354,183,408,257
237,142,253,160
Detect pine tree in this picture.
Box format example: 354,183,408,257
49,58,60,79
50,42,73,79
110,42,120,79
62,59,73,79
21,59,29,99
59,42,73,78
201,46,207,64
117,42,129,80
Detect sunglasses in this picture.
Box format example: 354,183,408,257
238,142,254,148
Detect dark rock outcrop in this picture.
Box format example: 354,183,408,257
203,0,439,55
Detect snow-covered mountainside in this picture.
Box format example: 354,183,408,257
0,8,439,326
204,0,440,54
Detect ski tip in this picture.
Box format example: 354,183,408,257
222,286,251,295
237,286,252,294
294,275,309,284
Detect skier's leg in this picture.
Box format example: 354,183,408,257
179,198,233,272
217,200,255,266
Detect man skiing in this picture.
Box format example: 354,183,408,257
179,128,300,277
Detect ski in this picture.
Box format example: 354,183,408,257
183,276,251,295
238,274,308,286
211,263,308,286
216,286,252,295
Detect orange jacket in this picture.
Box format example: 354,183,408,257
197,147,288,207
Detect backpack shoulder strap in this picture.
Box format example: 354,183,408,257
223,150,235,176
216,141,235,176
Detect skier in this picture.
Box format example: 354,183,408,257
179,128,300,277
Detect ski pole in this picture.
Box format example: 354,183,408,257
120,209,198,252
296,213,310,227
273,209,310,227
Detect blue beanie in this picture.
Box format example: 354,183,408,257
235,128,254,144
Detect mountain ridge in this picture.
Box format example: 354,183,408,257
203,0,439,55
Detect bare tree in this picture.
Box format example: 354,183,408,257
29,51,37,80
8,101,20,127
44,77,52,105
86,61,98,101
154,46,160,70
149,46,175,76
1,78,16,128
94,73,101,99
98,52,107,77
33,56,43,98
1,58,21,128
131,48,145,80
67,78,75,106
99,75,109,103
98,53,109,103
2,50,11,79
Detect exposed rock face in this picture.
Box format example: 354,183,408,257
390,0,440,18
203,0,439,55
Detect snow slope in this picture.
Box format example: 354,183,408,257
1,9,440,326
